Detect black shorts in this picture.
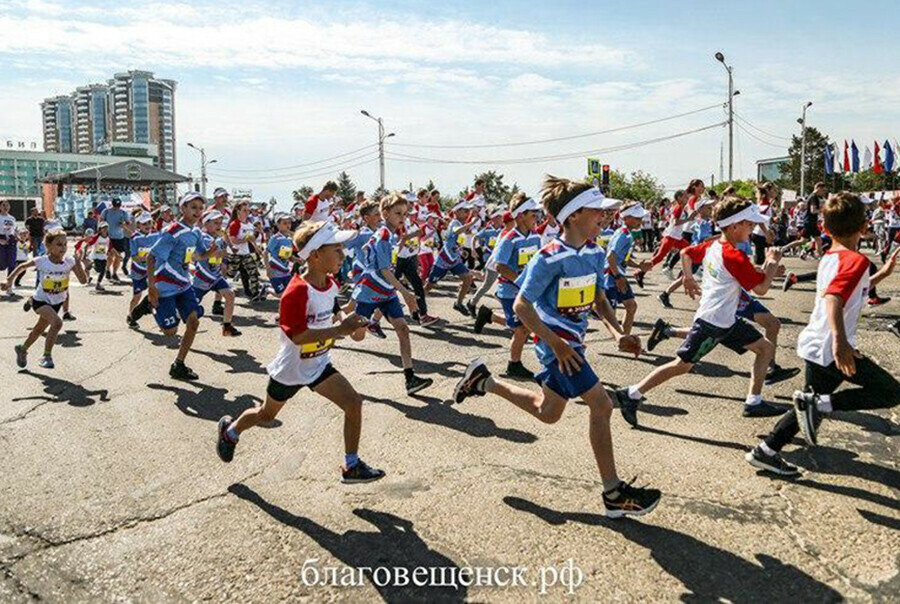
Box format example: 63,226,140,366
111,238,129,253
266,364,339,402
32,299,63,314
802,224,819,239
93,258,107,273
676,318,762,364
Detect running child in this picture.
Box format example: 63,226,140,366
266,213,298,297
614,197,784,426
657,196,716,308
634,186,700,286
454,176,661,518
5,229,88,369
126,212,160,327
86,222,111,292
146,191,219,381
193,210,241,337
0,200,16,284
424,201,477,317
7,228,31,297
467,210,514,316
747,193,900,476
604,202,652,335
216,221,385,483
350,192,434,395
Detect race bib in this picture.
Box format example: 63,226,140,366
42,276,69,295
391,248,398,265
209,255,222,266
488,237,497,248
184,246,195,264
518,246,538,267
299,338,334,359
136,247,150,260
95,245,107,255
406,237,420,251
557,274,596,315
278,246,292,260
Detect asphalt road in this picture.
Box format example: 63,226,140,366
1,253,898,602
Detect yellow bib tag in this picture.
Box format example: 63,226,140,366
278,246,292,260
42,276,69,295
488,237,497,248
209,256,222,266
406,237,419,251
136,248,149,259
557,274,596,315
457,234,466,246
391,248,398,265
518,246,538,267
184,246,195,264
299,338,334,358
95,245,106,254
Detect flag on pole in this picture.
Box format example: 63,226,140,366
824,144,834,175
843,141,851,172
885,140,895,172
863,146,873,170
851,140,860,172
874,141,883,173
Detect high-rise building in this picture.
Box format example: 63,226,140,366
41,96,74,153
73,84,109,154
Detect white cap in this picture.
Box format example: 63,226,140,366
556,188,618,224
98,221,109,229
213,187,229,199
695,197,717,210
620,203,649,219
180,191,206,206
136,212,153,224
203,210,224,223
511,197,540,218
297,222,357,260
451,201,472,212
716,204,770,228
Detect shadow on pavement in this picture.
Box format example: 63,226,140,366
147,382,270,424
193,348,268,375
412,324,502,350
228,483,467,602
53,329,83,348
365,394,537,444
333,345,468,379
14,370,110,407
634,424,749,452
502,496,842,602
784,446,900,493
831,410,900,436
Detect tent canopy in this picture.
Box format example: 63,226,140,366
41,159,189,185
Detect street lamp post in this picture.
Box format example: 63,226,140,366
715,52,735,183
187,143,215,198
798,102,813,197
361,110,395,191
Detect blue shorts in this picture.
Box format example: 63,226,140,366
499,296,522,328
535,352,600,400
355,295,404,320
132,277,148,294
737,296,769,320
428,261,468,284
155,288,204,330
604,280,635,308
270,275,291,295
193,280,230,303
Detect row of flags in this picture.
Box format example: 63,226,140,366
824,140,897,176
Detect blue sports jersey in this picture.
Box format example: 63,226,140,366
476,226,500,250
130,231,160,280
150,222,209,297
435,219,466,268
348,225,375,273
517,238,608,367
192,233,226,291
692,218,714,242
736,240,752,256
352,226,398,304
266,233,295,278
605,225,634,275
493,228,541,300
597,227,615,249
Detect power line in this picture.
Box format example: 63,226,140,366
388,103,725,149
209,150,379,182
384,122,726,166
210,143,379,174
735,122,787,149
210,157,380,185
733,112,792,142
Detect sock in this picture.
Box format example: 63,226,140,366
759,441,776,457
817,394,833,414
627,386,643,400
174,358,185,366
663,326,676,338
481,375,495,393
225,425,240,443
745,394,762,407
768,361,779,371
345,452,359,469
223,322,232,328
508,360,522,368
602,478,622,494
404,368,414,379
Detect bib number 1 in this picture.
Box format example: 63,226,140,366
557,274,596,315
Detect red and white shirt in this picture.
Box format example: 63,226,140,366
687,238,765,328
227,219,256,255
87,234,110,261
305,194,333,223
267,275,339,385
797,250,870,367
663,202,686,239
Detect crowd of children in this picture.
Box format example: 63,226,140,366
3,174,900,519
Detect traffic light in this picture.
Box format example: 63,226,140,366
601,164,610,193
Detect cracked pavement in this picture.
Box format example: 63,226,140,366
1,254,898,602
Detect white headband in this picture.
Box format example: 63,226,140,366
556,187,618,224
716,205,769,228
297,223,355,260
511,197,539,218
620,204,648,219
451,201,472,212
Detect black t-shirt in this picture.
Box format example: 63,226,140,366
805,194,822,227
25,216,45,238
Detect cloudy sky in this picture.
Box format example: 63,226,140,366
1,0,898,205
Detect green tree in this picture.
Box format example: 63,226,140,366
336,171,357,204
473,170,512,205
778,126,830,193
607,170,665,202
713,179,758,198
292,186,313,202
847,169,894,193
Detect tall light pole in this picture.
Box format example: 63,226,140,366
361,110,395,191
798,101,813,197
715,52,735,183
187,142,215,198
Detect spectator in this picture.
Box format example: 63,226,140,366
24,208,45,254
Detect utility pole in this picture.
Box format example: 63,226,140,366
715,52,735,183
187,143,216,198
798,102,813,197
361,110,395,191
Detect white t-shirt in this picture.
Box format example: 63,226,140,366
797,250,870,367
397,219,420,259
89,235,110,260
228,220,256,256
33,255,76,305
538,222,561,248
0,213,16,240
267,275,338,386
753,203,772,237
16,240,29,262
689,239,765,329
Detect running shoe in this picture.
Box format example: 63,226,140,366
466,300,477,317
742,401,784,418
95,284,105,292
216,415,236,462
504,361,534,380
662,266,675,280
23,298,32,312
38,356,54,369
62,311,75,321
635,271,645,289
222,324,242,337
453,359,490,404
418,314,440,328
453,302,470,317
169,361,199,381
122,264,129,276
474,305,493,334
868,296,891,307
889,320,900,341
614,387,641,427
127,315,139,329
210,300,225,316
367,321,387,339
405,373,433,395
647,318,670,352
782,272,797,293
764,364,801,386
603,479,661,518
341,459,386,484
745,446,800,477
793,390,821,446
14,344,27,368
657,291,672,309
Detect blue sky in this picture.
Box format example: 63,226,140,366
1,0,898,205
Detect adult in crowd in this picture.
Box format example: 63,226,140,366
803,182,827,258
101,197,132,281
25,208,45,254
303,181,338,223
752,182,777,265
